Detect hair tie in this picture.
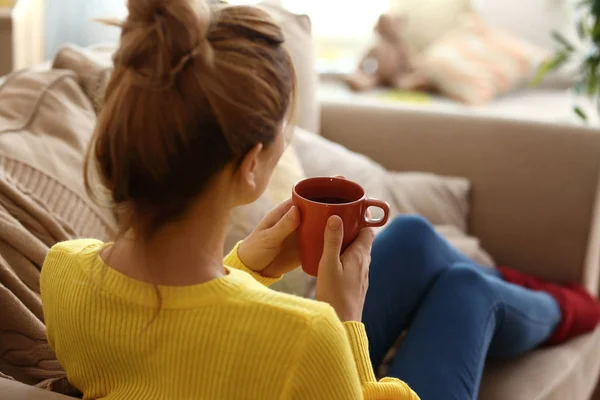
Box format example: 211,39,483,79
126,40,214,92
171,39,214,78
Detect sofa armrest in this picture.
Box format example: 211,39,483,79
0,378,73,399
320,100,600,295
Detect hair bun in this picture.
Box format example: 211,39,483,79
127,0,202,22
117,0,211,87
89,0,295,239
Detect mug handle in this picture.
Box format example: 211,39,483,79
362,199,391,228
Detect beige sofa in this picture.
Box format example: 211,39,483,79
2,95,600,399
320,101,600,400
2,2,600,395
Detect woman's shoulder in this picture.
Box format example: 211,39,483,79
41,240,105,306
42,239,105,276
49,239,105,256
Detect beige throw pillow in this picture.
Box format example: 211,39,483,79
423,14,547,104
225,145,306,254
52,45,113,112
258,3,319,133
292,127,495,268
225,192,317,298
391,0,472,52
0,69,105,393
0,70,117,240
384,172,470,233
267,145,305,205
292,128,471,230
221,126,496,302
224,145,313,298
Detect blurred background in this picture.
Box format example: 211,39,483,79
44,0,582,73
1,0,594,123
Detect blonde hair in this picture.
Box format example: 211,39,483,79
86,0,296,240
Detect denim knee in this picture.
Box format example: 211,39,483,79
385,215,434,237
435,264,498,306
375,215,439,263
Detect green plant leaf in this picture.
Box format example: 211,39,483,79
577,19,589,40
589,76,598,96
529,53,570,87
593,18,600,37
530,62,551,87
594,0,600,16
551,31,575,52
587,61,599,96
574,106,588,120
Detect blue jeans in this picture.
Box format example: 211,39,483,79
363,216,561,400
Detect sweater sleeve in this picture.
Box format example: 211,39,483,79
284,305,419,400
223,242,280,287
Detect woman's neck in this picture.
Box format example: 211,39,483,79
105,193,233,287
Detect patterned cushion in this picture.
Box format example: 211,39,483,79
423,14,547,104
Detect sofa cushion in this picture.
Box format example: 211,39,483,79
380,327,600,399
222,126,495,299
294,128,461,224
480,328,600,400
292,127,495,265
392,0,472,52
259,3,319,133
472,0,581,89
0,377,73,399
292,127,495,267
266,145,305,206
0,69,115,394
287,127,496,299
224,143,310,297
224,190,316,298
423,14,547,105
0,70,117,240
223,143,307,254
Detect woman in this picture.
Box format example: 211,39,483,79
40,1,600,399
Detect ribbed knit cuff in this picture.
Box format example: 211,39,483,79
223,242,281,287
343,321,377,384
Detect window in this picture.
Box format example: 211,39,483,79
228,1,393,73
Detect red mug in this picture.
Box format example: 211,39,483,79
292,177,390,277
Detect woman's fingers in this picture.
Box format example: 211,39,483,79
342,227,375,270
316,221,371,323
319,216,344,271
263,206,300,247
256,198,293,229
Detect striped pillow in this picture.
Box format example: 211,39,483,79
423,14,547,104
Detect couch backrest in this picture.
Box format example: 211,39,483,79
321,100,600,295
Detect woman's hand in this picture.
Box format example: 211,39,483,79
237,199,301,278
315,216,375,322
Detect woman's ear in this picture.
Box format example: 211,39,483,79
237,143,264,193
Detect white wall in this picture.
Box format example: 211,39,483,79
472,0,580,50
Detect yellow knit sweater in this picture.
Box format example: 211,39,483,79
41,239,419,399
